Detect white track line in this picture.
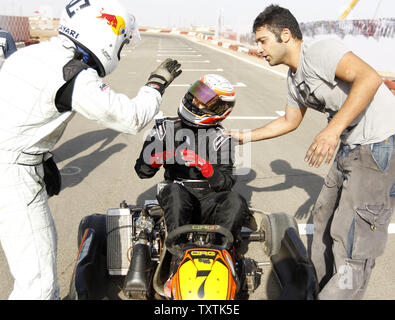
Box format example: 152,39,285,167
158,47,191,50
158,50,197,53
228,116,278,120
156,59,210,63
182,68,224,72
157,54,202,57
185,37,287,79
170,82,247,88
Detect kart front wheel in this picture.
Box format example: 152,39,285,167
261,212,299,256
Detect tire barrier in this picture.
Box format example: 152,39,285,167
300,18,395,40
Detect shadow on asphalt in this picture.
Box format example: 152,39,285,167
233,163,324,257
52,128,127,189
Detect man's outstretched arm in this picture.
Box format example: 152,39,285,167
305,52,382,168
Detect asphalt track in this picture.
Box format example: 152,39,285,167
0,33,394,300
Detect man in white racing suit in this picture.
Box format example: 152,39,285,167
0,0,181,300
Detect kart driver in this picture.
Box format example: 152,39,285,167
0,0,181,300
135,74,251,246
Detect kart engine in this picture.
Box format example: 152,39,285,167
106,201,165,299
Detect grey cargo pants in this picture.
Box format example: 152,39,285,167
311,135,395,299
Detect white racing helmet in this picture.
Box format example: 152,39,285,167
178,74,235,127
59,0,141,77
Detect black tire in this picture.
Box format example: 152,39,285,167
77,214,107,250
71,214,109,300
261,212,299,256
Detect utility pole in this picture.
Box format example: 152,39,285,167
373,0,383,19
217,8,223,38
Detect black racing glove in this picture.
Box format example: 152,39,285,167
43,153,61,197
145,58,182,95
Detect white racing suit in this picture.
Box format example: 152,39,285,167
0,35,161,299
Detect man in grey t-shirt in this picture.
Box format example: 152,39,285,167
229,5,395,299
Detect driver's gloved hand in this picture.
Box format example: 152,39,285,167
43,153,61,197
146,58,182,95
149,150,176,168
181,149,214,178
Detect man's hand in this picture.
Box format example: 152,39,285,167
150,150,176,168
225,130,251,145
181,149,213,178
305,128,340,167
146,58,182,95
225,106,306,145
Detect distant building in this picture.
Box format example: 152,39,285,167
220,27,238,41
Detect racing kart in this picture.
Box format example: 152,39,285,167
66,185,318,300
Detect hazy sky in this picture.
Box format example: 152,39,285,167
0,0,394,33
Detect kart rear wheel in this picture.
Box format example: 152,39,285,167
77,214,107,252
261,212,299,256
68,214,108,300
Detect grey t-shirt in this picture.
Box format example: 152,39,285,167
287,38,395,146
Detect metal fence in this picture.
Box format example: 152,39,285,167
241,18,395,46
300,18,395,40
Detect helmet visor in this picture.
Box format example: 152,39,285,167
125,13,141,48
188,80,219,106
117,14,141,60
187,80,234,116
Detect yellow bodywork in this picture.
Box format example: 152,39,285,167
172,248,236,300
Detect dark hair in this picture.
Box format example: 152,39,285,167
253,5,303,41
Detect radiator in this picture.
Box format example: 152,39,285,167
106,208,133,276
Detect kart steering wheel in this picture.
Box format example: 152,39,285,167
165,224,234,256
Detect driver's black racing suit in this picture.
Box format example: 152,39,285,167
134,117,250,240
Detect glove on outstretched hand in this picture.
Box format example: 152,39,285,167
146,58,182,95
181,149,214,178
150,150,176,168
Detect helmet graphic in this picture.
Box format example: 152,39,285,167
171,248,237,300
178,74,235,127
59,0,141,77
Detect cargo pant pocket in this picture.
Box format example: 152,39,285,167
351,205,392,259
